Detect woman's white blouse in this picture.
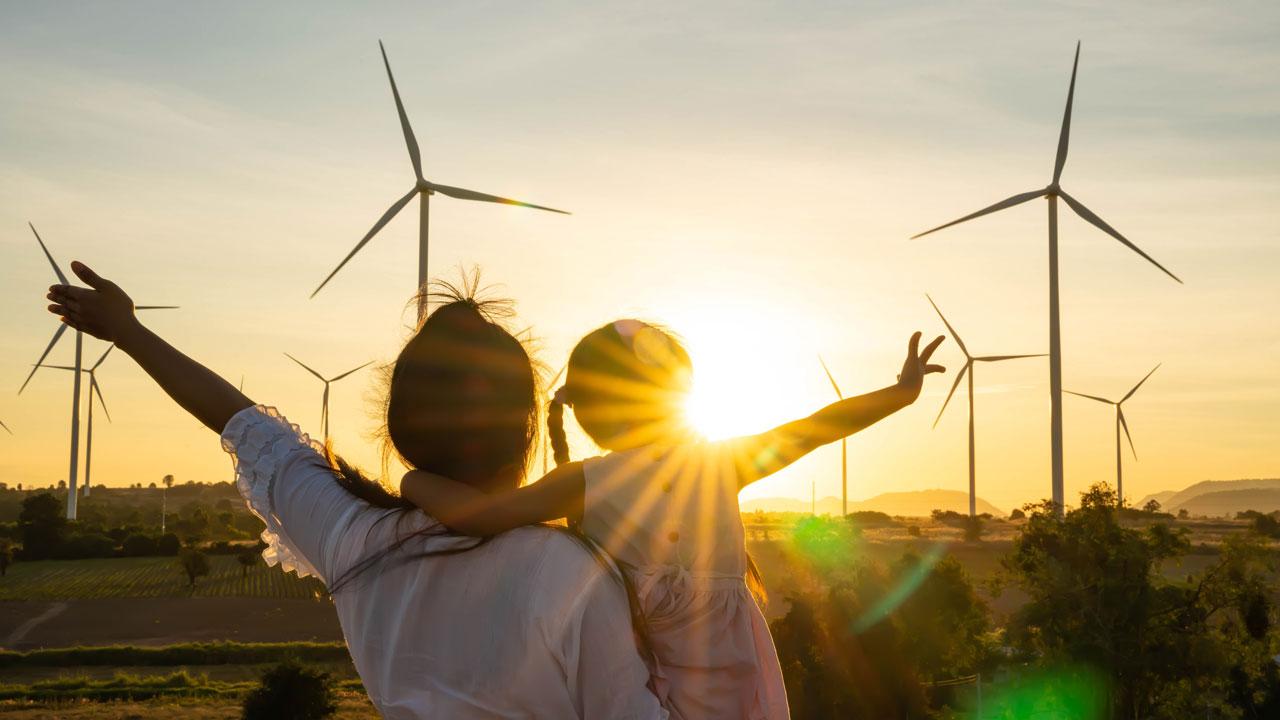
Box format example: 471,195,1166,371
220,405,666,720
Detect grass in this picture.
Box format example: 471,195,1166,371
0,641,351,669
0,556,327,601
0,692,380,719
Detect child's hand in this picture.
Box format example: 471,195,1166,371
46,262,142,346
896,332,946,402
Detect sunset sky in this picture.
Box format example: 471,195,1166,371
1,1,1276,513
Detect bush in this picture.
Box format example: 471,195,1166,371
122,534,160,557
906,525,921,538
242,660,338,720
157,532,181,556
962,516,984,543
845,511,896,528
1009,508,1026,520
57,532,117,559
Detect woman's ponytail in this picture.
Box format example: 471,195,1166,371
547,389,571,467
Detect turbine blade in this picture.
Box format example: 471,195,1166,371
933,361,970,428
818,356,843,399
1122,364,1161,402
312,187,418,298
284,353,326,381
910,188,1045,239
0,419,11,434
330,360,374,382
37,365,78,371
925,294,969,357
92,376,111,423
1118,408,1136,460
379,40,424,182
1058,190,1183,283
92,344,115,371
428,182,570,214
29,223,69,285
1053,42,1081,185
975,353,1047,362
19,323,70,394
545,364,566,392
1064,389,1113,405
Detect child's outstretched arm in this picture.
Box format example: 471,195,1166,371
46,262,252,433
400,463,584,537
727,332,945,488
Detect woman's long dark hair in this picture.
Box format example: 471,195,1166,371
322,277,654,665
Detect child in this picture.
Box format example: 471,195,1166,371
401,319,945,720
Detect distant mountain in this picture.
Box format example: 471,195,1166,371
1174,488,1280,517
1137,479,1280,516
741,489,1003,518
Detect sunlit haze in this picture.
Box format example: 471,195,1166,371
1,1,1277,513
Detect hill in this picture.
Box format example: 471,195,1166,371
741,489,1003,518
1137,478,1280,516
1173,488,1280,517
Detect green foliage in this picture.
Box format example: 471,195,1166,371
961,515,984,543
18,493,66,560
845,510,896,528
1000,483,1280,718
242,660,338,720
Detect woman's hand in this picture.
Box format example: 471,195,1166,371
47,262,143,347
896,331,946,402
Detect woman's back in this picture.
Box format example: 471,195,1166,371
223,405,665,720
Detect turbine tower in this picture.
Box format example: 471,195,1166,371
911,43,1181,513
285,354,373,441
38,345,116,497
21,223,176,518
312,41,570,319
1065,364,1159,507
928,295,1044,517
818,356,848,518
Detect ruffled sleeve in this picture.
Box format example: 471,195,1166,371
220,405,331,581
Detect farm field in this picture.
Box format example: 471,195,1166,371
0,556,327,601
0,692,379,719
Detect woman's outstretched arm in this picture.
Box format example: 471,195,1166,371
47,261,252,434
725,332,946,488
400,463,584,537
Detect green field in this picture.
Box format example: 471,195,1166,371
0,556,327,601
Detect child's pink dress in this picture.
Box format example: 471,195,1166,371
581,443,790,720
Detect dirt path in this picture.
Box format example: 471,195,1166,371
2,601,68,647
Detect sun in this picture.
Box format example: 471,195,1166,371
663,302,823,442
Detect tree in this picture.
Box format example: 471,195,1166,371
178,548,210,587
1009,508,1026,520
0,540,14,576
962,515,984,543
162,475,175,490
242,659,337,720
18,493,67,560
237,548,260,578
1001,483,1278,718
1143,499,1162,514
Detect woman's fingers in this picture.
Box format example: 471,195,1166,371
925,364,946,375
907,331,922,359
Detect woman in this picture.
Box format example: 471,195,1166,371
45,262,667,720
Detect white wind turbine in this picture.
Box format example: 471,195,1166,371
818,356,848,518
285,354,373,441
312,41,570,319
38,345,117,498
911,43,1181,512
928,295,1045,518
1065,364,1159,508
21,223,177,518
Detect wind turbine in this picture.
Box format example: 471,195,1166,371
1065,364,1159,507
21,223,177,518
928,295,1044,518
311,41,570,319
542,365,566,476
38,345,116,498
0,418,11,434
285,354,373,441
818,356,848,518
911,43,1181,512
